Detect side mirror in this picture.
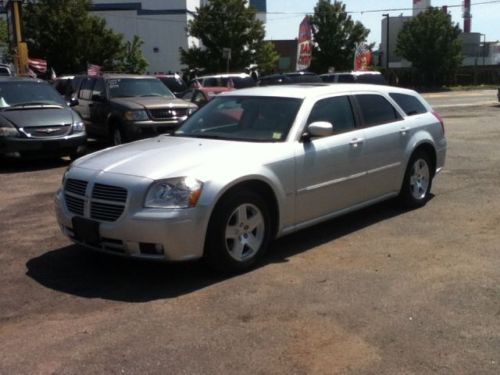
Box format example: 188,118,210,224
68,98,79,107
303,121,334,141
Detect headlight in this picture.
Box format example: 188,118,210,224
72,121,85,133
0,119,19,137
145,177,203,208
124,110,149,121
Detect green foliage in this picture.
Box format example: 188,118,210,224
396,8,462,87
310,0,369,73
0,18,8,45
180,0,278,74
22,0,147,74
120,35,149,74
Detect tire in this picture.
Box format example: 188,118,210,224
399,150,433,209
204,190,272,273
110,125,126,146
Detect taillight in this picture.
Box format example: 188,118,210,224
432,111,445,135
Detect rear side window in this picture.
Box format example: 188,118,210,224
307,96,356,134
389,93,427,116
355,94,402,127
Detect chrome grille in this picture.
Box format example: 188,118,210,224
91,201,125,222
65,194,84,216
92,183,127,202
63,179,128,222
149,108,188,121
65,179,88,196
24,124,72,138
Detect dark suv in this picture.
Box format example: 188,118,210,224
72,74,197,145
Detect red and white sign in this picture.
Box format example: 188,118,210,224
296,16,312,71
87,64,102,76
353,43,372,71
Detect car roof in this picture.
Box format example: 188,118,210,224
196,73,251,79
0,76,44,83
320,71,382,77
219,83,419,99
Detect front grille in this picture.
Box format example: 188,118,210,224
149,108,188,121
65,194,85,216
65,179,88,196
24,124,72,138
92,183,127,202
91,201,125,222
63,179,128,222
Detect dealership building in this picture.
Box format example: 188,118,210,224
90,0,267,73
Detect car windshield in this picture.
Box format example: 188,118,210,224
175,96,302,142
107,78,175,98
0,81,66,108
158,77,187,93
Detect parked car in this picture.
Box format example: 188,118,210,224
0,77,86,159
189,73,256,89
55,84,447,273
156,73,187,98
71,73,197,145
52,75,85,101
320,71,388,85
0,64,13,77
257,71,322,86
181,86,233,108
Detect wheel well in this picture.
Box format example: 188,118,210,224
413,143,437,176
212,180,280,237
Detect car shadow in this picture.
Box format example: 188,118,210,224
0,156,70,173
26,199,423,302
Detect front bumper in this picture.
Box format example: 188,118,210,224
0,133,86,156
125,119,186,140
54,174,210,262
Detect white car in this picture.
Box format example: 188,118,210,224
55,84,447,273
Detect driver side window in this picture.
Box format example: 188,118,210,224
307,96,356,134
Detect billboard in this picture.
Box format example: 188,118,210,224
296,16,312,71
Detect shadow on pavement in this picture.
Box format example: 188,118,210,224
0,156,70,173
26,199,415,302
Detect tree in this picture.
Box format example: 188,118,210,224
0,18,8,45
396,8,462,87
121,35,149,74
22,0,146,74
180,0,278,74
310,0,369,73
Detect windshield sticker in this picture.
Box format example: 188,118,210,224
107,79,121,88
272,132,282,140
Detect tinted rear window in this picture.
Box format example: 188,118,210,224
389,93,427,116
355,94,402,127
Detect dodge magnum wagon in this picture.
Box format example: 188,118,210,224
55,84,447,273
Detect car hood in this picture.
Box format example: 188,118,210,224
73,136,288,181
111,97,195,110
1,107,75,128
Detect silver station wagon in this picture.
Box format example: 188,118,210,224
55,84,447,273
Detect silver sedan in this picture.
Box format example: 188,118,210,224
55,84,447,273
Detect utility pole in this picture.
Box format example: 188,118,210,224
5,0,28,76
382,14,390,80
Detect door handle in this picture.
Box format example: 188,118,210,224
349,138,364,147
400,127,409,135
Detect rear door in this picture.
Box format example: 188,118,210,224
352,93,407,199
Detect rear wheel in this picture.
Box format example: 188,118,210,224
399,151,433,208
204,190,272,273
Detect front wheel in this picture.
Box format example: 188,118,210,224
399,151,433,208
110,125,126,146
204,190,272,273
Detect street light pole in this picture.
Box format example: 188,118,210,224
481,34,486,66
383,14,390,79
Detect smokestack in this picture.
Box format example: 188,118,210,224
463,0,471,33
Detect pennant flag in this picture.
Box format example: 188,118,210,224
28,58,48,73
87,63,102,76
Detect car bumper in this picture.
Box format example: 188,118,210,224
54,187,210,262
125,119,187,140
0,133,86,156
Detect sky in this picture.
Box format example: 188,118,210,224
265,0,500,46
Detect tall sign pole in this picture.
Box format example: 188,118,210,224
6,0,28,76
